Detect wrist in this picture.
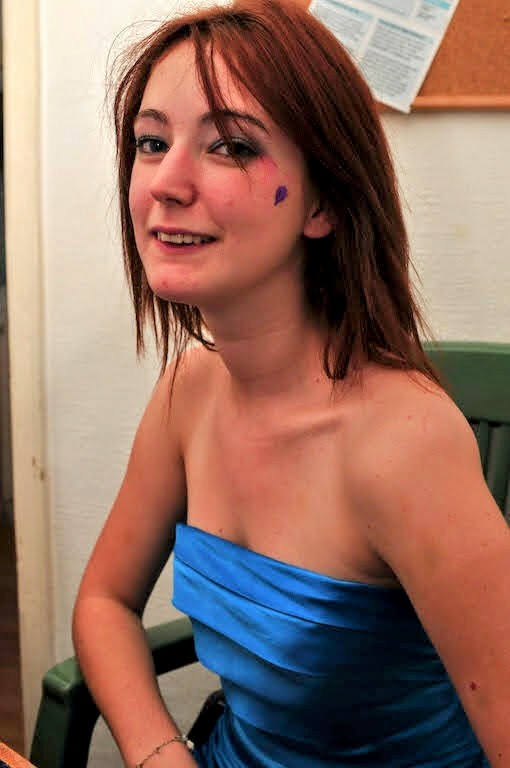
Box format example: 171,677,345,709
133,735,195,768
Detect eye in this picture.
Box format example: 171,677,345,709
134,136,168,155
210,137,259,160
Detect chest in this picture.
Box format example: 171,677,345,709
182,394,369,574
180,384,398,585
188,397,342,506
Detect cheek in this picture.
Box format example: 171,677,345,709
257,156,277,173
226,158,285,213
128,176,143,222
204,160,294,219
202,173,265,216
252,157,278,195
128,166,152,221
252,158,296,210
128,185,136,219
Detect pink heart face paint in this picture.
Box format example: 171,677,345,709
274,185,288,205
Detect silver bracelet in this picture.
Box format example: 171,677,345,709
135,735,194,768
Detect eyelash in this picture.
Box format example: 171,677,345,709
209,137,260,160
134,136,168,154
134,135,260,160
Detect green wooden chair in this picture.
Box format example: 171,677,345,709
425,342,510,518
29,342,510,767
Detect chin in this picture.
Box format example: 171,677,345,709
144,266,200,305
150,283,198,305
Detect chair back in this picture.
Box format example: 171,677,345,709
426,342,510,519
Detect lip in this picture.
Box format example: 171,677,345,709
151,231,217,253
150,226,216,239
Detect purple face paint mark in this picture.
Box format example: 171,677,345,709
274,185,288,206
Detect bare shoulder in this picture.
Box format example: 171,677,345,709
169,344,222,431
347,366,480,486
129,343,221,479
343,364,506,578
343,365,493,549
173,343,221,394
102,344,220,522
74,345,222,612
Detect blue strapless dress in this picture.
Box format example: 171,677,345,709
172,523,487,767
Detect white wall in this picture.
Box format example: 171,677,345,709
11,0,510,760
384,111,510,341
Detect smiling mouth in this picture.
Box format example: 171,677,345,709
156,232,216,246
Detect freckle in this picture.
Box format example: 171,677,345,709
469,681,478,691
274,185,288,205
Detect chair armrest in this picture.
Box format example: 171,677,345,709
30,617,196,768
146,617,197,675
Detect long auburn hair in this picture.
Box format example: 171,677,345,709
113,0,439,384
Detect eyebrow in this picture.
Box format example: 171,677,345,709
134,108,168,126
134,107,269,134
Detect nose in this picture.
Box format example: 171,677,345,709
149,144,197,206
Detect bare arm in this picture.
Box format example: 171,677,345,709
350,391,510,766
72,361,198,767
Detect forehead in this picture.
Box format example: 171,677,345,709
140,39,256,113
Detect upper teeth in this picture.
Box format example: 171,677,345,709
157,232,213,245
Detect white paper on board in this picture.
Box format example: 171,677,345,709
310,0,461,113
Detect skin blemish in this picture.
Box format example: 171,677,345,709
469,681,478,691
274,185,288,206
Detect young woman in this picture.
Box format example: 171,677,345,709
72,1,510,766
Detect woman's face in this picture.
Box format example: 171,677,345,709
128,40,330,313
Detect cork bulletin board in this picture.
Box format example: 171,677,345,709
413,0,510,109
301,0,510,110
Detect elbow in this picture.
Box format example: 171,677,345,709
71,590,90,656
71,589,143,657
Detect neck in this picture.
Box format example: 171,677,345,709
203,306,327,402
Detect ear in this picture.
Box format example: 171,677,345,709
303,203,334,240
